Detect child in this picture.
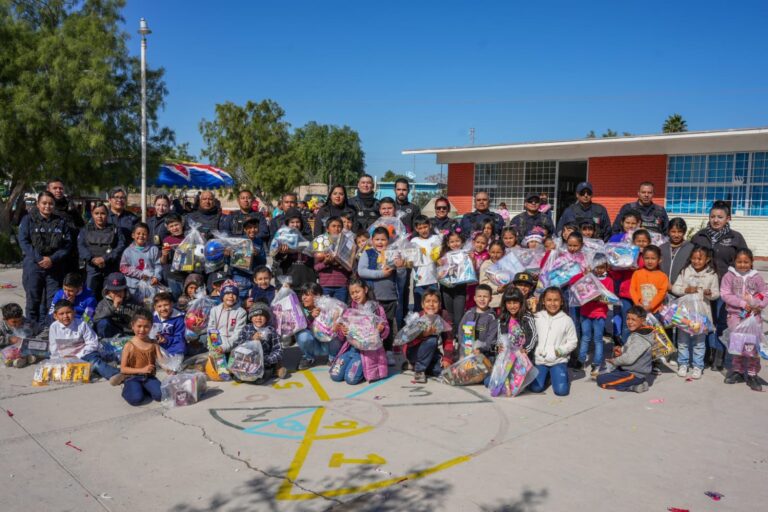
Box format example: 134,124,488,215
120,222,162,303
230,217,268,301
721,248,768,391
314,216,351,302
499,288,537,357
479,241,506,309
609,211,640,243
295,283,327,370
513,272,538,313
47,272,97,325
336,278,390,358
523,232,544,250
465,233,489,310
176,273,204,312
501,227,518,252
238,303,286,379
119,310,163,405
438,231,468,337
596,305,653,393
529,287,578,396
341,212,355,233
207,281,247,360
358,226,403,364
152,291,186,356
247,266,276,309
1,303,43,368
458,285,499,362
630,245,668,314
93,272,145,338
49,299,121,383
572,254,612,377
670,246,720,379
206,270,229,302
400,290,455,383
579,219,597,239
543,236,556,252
660,217,694,287
410,215,441,312
273,209,317,289
481,219,495,246
160,213,187,299
611,228,651,344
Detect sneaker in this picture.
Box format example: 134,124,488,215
746,375,763,392
109,373,126,386
724,371,745,384
677,365,688,378
401,361,413,372
691,367,703,380
651,362,663,375
386,351,396,366
12,358,29,369
298,358,314,371
631,381,649,393
276,366,288,379
413,371,427,384
590,365,599,379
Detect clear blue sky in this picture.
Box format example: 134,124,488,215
121,0,768,181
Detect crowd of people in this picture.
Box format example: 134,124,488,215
1,175,765,407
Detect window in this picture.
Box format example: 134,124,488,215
474,160,557,214
665,152,768,216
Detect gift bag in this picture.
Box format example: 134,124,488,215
540,254,582,289
568,273,620,307
437,250,478,287
157,347,184,373
393,313,446,347
488,347,537,397
340,308,383,351
269,227,311,257
172,223,205,273
1,343,22,366
312,296,347,342
485,251,525,287
645,314,676,360
206,329,230,381
727,314,764,356
605,242,640,270
98,335,131,363
510,247,545,276
271,277,308,337
32,357,91,386
441,354,492,386
228,340,264,381
659,294,715,335
332,231,357,272
184,290,217,337
312,233,336,255
160,371,207,407
135,280,169,310
368,217,407,244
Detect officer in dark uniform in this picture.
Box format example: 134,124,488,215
348,174,380,231
509,192,556,238
394,178,421,233
45,178,83,275
611,181,669,235
222,189,269,243
556,182,612,241
147,194,171,246
77,203,126,299
430,196,458,235
106,186,139,243
185,190,224,240
269,192,312,239
459,191,505,236
18,191,73,324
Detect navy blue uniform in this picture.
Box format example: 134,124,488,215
509,211,555,238
348,193,381,231
77,221,126,298
459,210,505,237
556,201,612,241
108,209,139,244
611,201,669,235
222,210,270,243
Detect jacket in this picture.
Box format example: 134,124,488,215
250,285,276,305
430,216,458,236
93,296,145,333
223,209,269,242
671,266,720,303
77,221,125,270
556,201,612,241
478,260,503,308
47,288,97,324
611,327,654,378
460,210,505,237
119,243,162,294
500,313,538,355
18,209,72,264
147,214,169,247
458,307,498,354
313,203,356,237
357,248,398,301
238,324,283,366
48,318,98,359
611,201,669,235
533,310,577,366
314,255,351,289
185,206,223,239
395,199,421,232
348,192,381,231
207,304,247,352
107,209,139,242
690,228,748,280
153,309,186,355
509,211,555,239
629,268,669,312
569,272,612,319
660,241,693,286
720,267,768,325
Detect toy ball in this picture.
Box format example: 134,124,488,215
185,309,207,331
205,240,226,262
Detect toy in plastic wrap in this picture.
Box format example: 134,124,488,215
460,321,476,357
269,227,311,257
208,231,254,273
312,233,336,254
488,347,537,397
440,353,492,386
568,273,620,307
171,223,205,273
332,231,357,272
510,247,545,276
228,238,254,272
98,335,130,363
1,343,22,366
204,239,227,273
368,217,407,244
227,340,264,381
32,357,92,386
393,312,447,347
340,308,383,351
205,329,230,381
157,347,184,373
184,291,217,336
645,315,676,360
540,255,583,289
659,295,714,335
312,296,347,342
271,277,308,337
135,280,169,310
726,314,764,356
486,251,525,287
437,250,478,288
160,371,207,407
20,338,49,359
605,242,640,270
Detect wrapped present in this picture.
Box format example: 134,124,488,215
271,277,308,337
312,296,347,342
332,231,357,271
441,354,492,386
184,291,217,336
1,343,22,366
659,295,714,335
437,250,478,288
726,314,763,356
393,312,447,347
488,347,537,397
157,347,184,373
269,227,311,257
20,338,49,359
645,315,676,360
206,329,230,380
207,231,255,273
540,255,582,289
340,308,383,351
485,251,525,287
368,217,407,244
161,371,207,407
135,280,170,311
32,357,91,386
510,247,545,276
172,223,205,273
568,273,620,307
98,335,130,363
228,340,265,381
605,242,640,270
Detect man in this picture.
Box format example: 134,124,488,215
46,178,84,230
185,190,223,239
611,181,669,235
556,182,612,241
223,189,269,243
106,186,139,243
509,192,555,239
394,178,421,233
269,192,311,238
459,191,504,236
348,174,380,231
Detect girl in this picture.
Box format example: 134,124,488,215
78,203,126,300
608,211,640,243
479,241,506,309
480,219,496,246
119,222,162,303
465,233,490,310
670,246,720,380
295,283,327,370
401,290,455,383
334,278,390,357
314,217,351,302
660,217,694,287
720,248,768,391
573,254,612,378
438,231,468,335
629,245,668,314
611,229,651,344
148,194,171,246
501,227,518,252
273,209,317,289
119,310,163,406
499,288,537,357
529,287,578,396
562,232,588,368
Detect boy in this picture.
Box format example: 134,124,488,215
410,215,441,312
231,217,267,302
378,197,409,325
152,291,186,356
238,303,287,380
341,212,355,233
93,272,145,338
49,299,121,384
457,285,498,361
2,303,45,368
177,273,204,312
207,281,247,360
206,270,229,303
247,266,276,308
161,213,187,299
513,272,538,312
48,272,97,325
596,305,653,393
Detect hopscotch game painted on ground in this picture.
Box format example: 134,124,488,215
210,368,507,501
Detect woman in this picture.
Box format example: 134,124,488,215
430,196,457,236
690,200,748,371
147,194,171,246
18,191,73,325
313,185,355,236
78,203,126,299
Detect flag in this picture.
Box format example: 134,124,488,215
155,162,235,188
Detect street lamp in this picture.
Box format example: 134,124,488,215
138,17,151,222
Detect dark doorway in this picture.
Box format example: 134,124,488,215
556,161,588,222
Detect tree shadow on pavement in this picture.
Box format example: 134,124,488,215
477,487,549,512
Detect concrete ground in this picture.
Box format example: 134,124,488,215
1,267,767,511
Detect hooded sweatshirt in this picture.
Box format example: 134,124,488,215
610,327,654,378
153,309,186,355
48,288,97,325
671,266,720,303
177,274,204,312
207,303,247,352
119,243,162,296
720,267,768,328
533,310,578,366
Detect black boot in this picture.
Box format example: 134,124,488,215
746,374,762,392
712,350,724,372
724,371,745,384
704,347,713,368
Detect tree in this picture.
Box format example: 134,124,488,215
163,142,197,162
663,113,688,133
586,130,596,139
424,173,446,185
601,129,618,138
199,99,299,199
0,0,174,230
290,121,364,186
381,170,409,182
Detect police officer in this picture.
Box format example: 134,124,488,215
348,174,380,231
611,181,669,235
394,178,421,233
147,194,171,246
185,190,224,240
269,192,312,239
459,191,505,236
556,182,612,241
430,196,457,235
77,203,126,300
106,186,139,243
223,189,269,243
509,192,555,238
313,184,355,237
18,191,73,325
45,178,83,274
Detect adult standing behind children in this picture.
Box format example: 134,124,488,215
611,182,669,235
430,197,457,236
223,189,270,244
348,174,381,231
509,192,555,239
313,185,356,237
394,178,421,233
147,194,171,247
106,187,139,244
185,190,224,240
556,182,612,242
460,191,504,237
78,203,125,299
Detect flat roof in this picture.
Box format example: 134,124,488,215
403,127,768,164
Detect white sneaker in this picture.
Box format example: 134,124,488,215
677,365,688,378
691,367,703,380
386,351,396,366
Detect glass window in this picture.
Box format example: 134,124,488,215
474,160,557,214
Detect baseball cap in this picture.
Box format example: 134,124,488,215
575,182,593,195
104,272,127,291
512,272,534,286
525,192,540,203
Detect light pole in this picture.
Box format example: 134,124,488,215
138,17,151,222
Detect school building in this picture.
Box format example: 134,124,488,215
403,127,768,255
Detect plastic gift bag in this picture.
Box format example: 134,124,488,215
340,308,383,351
368,217,407,244
32,357,91,386
98,335,131,363
312,296,347,342
20,338,49,359
539,254,583,289
440,353,492,386
568,273,620,307
645,315,676,360
726,314,764,356
312,233,336,255
332,231,357,272
227,340,264,381
488,347,537,397
269,227,311,257
172,223,205,273
393,312,447,347
485,251,526,287
160,371,207,407
605,242,640,270
271,277,308,337
510,247,545,276
135,280,169,310
184,290,217,337
437,250,478,287
659,294,715,335
157,347,184,373
1,343,22,366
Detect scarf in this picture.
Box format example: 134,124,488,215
704,223,730,245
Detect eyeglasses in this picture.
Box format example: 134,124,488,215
526,199,540,204
112,195,127,200
435,206,448,211
578,190,593,197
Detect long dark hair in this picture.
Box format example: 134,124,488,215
327,184,349,208
500,288,528,332
440,230,465,257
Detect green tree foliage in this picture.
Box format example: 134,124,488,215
663,113,688,133
0,0,174,229
381,170,408,182
291,121,364,186
586,130,596,138
601,129,618,138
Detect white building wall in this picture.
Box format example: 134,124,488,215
680,215,768,257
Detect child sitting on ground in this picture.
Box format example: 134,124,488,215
596,305,653,393
93,272,145,338
1,303,45,368
176,273,203,312
152,291,186,356
119,310,163,405
295,282,326,370
47,272,97,325
238,303,286,380
207,281,247,360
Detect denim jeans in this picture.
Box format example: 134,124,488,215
677,330,706,369
166,277,184,301
122,375,161,406
579,316,606,367
413,284,438,313
81,351,119,380
296,329,329,361
322,286,348,304
395,268,410,328
405,335,442,375
619,298,633,343
528,363,570,396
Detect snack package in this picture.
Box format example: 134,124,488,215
227,340,264,381
659,294,715,335
271,277,308,337
645,315,676,360
157,347,184,373
485,251,525,287
98,335,131,363
726,314,764,356
605,242,640,270
340,308,383,351
312,233,336,255
160,371,207,407
269,227,311,257
393,312,447,347
440,353,492,386
568,273,620,307
332,231,357,272
172,222,205,273
539,254,583,289
1,343,22,366
184,290,217,337
32,357,92,386
368,217,407,244
312,296,347,342
488,347,537,397
437,250,478,288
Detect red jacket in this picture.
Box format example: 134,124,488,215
610,255,644,299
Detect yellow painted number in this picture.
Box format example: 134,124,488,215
328,452,386,468
272,381,304,390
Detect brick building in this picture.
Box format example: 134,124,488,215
404,128,768,254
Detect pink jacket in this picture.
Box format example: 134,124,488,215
336,300,390,342
720,267,768,328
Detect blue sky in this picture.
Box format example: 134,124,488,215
121,0,768,181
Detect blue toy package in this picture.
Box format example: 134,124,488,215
540,256,582,289
437,250,478,288
605,242,640,269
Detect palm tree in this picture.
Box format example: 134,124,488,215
663,114,688,133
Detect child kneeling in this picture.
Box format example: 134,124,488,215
401,290,455,384
596,306,653,393
119,310,163,405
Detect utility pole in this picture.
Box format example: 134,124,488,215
138,18,152,222
469,127,475,145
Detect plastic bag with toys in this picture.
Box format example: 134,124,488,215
171,222,205,274
440,353,492,386
160,371,207,407
645,314,676,360
659,294,715,335
605,242,640,270
393,312,447,347
312,296,347,342
437,250,478,288
725,314,765,356
568,272,620,307
184,290,217,337
270,276,308,337
485,251,525,287
269,227,311,257
227,340,264,382
340,308,383,351
368,216,408,244
488,346,537,397
332,231,357,272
